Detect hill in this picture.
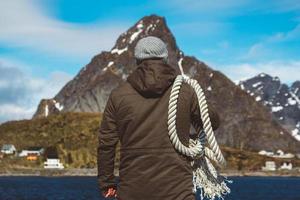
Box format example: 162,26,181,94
1,113,299,172
0,112,101,168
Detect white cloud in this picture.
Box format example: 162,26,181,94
0,58,72,124
241,43,269,60
217,60,300,84
250,23,300,51
268,24,300,42
240,22,300,61
0,104,36,123
0,0,127,57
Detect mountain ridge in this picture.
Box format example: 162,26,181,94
32,14,300,153
238,73,300,141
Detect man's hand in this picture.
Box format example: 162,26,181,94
103,187,117,198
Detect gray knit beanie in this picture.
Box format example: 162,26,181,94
134,36,168,61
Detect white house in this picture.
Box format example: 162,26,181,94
262,161,276,171
1,144,16,154
280,162,293,170
258,150,274,157
43,147,64,169
19,147,44,157
274,150,295,158
44,158,64,169
258,150,294,158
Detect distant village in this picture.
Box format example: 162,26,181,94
0,144,64,169
1,143,300,173
259,150,298,171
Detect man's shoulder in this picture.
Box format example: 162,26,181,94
110,81,133,97
109,81,135,109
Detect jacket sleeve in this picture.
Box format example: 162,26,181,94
97,91,119,193
190,89,220,139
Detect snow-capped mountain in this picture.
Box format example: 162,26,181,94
33,15,299,153
239,73,300,141
291,81,300,99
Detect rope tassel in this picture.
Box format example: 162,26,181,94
167,74,231,199
192,157,232,200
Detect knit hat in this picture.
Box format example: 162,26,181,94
134,36,168,61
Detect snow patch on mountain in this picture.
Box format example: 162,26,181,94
111,47,128,55
272,106,283,112
45,104,49,117
238,73,300,142
289,91,300,108
255,96,261,101
252,82,262,88
129,22,144,43
258,73,266,77
292,129,300,141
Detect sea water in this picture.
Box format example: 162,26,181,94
0,176,299,200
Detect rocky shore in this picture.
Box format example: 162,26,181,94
0,168,97,176
1,168,300,177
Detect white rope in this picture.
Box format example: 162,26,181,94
167,74,226,166
167,69,230,199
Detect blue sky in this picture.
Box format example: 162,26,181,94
0,0,300,123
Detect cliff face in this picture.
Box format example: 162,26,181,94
33,15,299,153
239,73,300,142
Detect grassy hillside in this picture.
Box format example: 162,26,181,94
0,112,101,169
0,112,299,172
222,146,300,171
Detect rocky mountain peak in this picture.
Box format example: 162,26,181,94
33,15,190,117
111,15,178,53
33,99,63,119
239,73,300,141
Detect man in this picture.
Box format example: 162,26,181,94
97,36,220,200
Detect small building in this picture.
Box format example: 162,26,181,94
280,162,293,170
19,147,44,157
258,150,294,158
274,150,295,158
44,147,64,169
44,158,64,169
262,161,276,171
1,144,16,155
27,153,38,161
258,150,274,157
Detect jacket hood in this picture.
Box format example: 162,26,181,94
127,59,180,98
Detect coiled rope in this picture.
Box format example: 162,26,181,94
167,64,230,199
167,74,226,166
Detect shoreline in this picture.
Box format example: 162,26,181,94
0,168,97,177
0,168,300,177
220,170,300,177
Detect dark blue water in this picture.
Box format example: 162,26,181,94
0,176,299,200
